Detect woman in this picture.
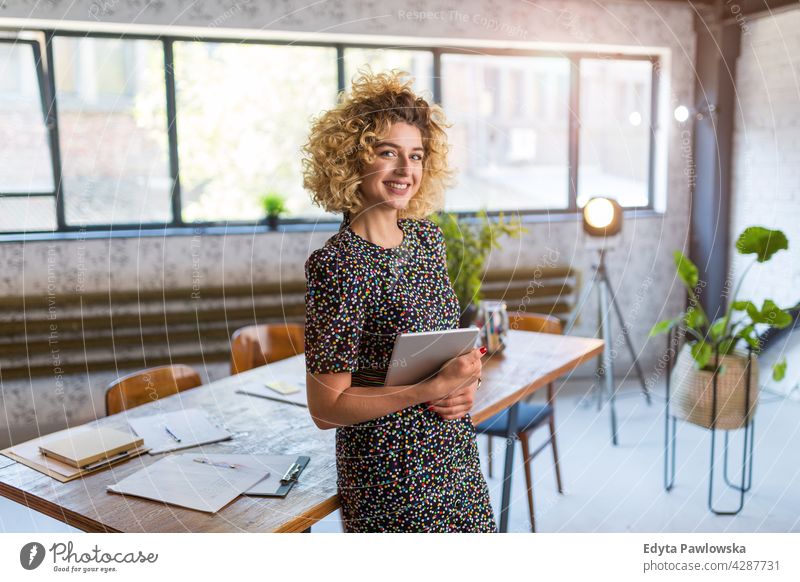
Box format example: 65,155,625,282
301,69,496,533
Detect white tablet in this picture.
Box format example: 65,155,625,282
383,327,480,387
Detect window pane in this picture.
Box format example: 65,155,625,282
174,42,338,222
53,37,172,225
441,54,570,212
0,196,56,232
0,42,55,192
578,59,652,208
344,48,433,99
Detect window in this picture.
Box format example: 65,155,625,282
344,48,433,100
174,42,338,222
53,36,172,225
0,31,660,237
578,58,653,208
441,54,571,212
0,40,56,232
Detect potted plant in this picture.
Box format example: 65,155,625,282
260,191,288,231
650,226,793,429
431,209,525,328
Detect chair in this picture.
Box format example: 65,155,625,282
229,323,305,375
476,312,564,532
105,364,202,416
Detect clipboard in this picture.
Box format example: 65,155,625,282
244,455,310,498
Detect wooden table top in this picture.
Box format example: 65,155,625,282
0,329,602,533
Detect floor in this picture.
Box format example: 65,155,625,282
2,378,799,533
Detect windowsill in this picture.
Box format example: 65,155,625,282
0,208,664,244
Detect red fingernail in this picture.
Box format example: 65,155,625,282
480,346,487,354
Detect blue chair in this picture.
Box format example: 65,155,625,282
476,312,564,532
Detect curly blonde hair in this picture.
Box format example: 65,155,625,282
302,67,454,220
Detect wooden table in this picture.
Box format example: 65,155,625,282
0,330,602,533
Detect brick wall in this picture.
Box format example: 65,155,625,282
730,8,800,311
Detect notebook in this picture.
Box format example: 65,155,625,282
39,427,144,469
2,425,149,482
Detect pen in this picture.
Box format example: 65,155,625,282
488,309,495,352
193,457,241,469
164,425,181,442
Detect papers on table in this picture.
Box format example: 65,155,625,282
236,355,308,407
1,425,149,482
39,427,144,468
128,408,232,455
237,381,308,407
107,453,270,513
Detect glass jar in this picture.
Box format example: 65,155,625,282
475,300,509,354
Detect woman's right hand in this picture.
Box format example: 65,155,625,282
426,347,486,402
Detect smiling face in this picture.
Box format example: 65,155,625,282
358,121,424,213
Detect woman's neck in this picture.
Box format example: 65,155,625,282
349,209,403,248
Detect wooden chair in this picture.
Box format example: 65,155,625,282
105,364,202,416
476,312,564,532
229,323,305,375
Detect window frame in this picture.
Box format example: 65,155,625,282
0,28,661,238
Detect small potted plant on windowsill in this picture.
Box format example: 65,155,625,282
260,191,288,231
650,226,794,429
431,209,525,328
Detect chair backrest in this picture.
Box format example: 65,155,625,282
230,323,305,375
509,311,563,335
105,364,202,416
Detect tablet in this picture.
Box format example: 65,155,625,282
383,327,480,387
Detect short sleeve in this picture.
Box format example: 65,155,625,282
304,247,366,374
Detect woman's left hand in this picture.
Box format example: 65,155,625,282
426,381,477,420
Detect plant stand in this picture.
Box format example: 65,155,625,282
663,327,756,515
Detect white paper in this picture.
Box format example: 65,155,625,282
128,408,232,455
107,453,269,513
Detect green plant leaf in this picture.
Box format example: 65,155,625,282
737,324,761,350
731,300,755,312
718,338,736,355
432,209,524,313
751,299,792,329
649,318,677,336
673,250,698,288
772,358,787,382
690,341,711,369
735,227,788,263
684,307,707,330
709,318,726,340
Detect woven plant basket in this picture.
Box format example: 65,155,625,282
670,344,759,430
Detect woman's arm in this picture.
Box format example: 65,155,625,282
307,347,484,430
306,372,444,430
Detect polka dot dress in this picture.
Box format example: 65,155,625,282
304,214,497,533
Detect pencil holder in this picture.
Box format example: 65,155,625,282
475,300,508,355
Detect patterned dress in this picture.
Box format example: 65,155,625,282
303,214,496,533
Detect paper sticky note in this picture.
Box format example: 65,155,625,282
264,380,302,395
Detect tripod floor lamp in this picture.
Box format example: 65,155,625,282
565,197,652,445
